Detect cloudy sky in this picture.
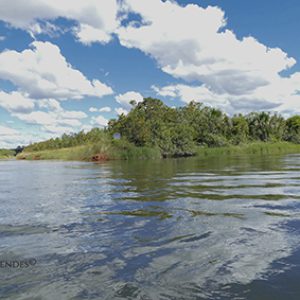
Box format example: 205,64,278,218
0,0,300,148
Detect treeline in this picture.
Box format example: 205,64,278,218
24,98,300,157
108,98,300,157
25,128,110,152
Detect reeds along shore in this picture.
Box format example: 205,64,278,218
0,149,15,159
16,142,300,161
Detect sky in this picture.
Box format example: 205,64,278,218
0,0,300,148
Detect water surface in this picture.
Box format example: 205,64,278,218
1,154,300,299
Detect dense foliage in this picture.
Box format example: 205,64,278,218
23,98,300,158
109,98,300,157
24,128,110,152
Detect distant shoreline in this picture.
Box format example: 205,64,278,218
15,142,300,162
7,98,300,161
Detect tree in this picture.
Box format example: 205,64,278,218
231,114,249,144
247,112,271,142
285,116,300,143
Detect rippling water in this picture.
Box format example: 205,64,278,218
1,154,300,299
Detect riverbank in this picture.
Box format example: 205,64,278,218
0,149,16,159
17,141,161,161
16,141,300,161
196,142,300,156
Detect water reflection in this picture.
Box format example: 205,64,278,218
0,154,300,299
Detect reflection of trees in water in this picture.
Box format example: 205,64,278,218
107,154,286,202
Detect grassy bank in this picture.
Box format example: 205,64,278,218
196,142,300,157
0,149,16,159
16,141,300,161
16,99,300,161
17,140,162,161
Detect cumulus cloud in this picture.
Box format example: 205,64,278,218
0,91,35,113
12,111,56,126
10,110,83,140
99,107,112,113
2,96,88,139
1,0,299,115
118,0,295,91
118,0,300,114
0,41,113,100
91,115,109,127
43,125,76,135
74,24,112,45
89,107,98,113
0,31,115,146
13,109,85,127
0,125,19,136
153,84,283,114
0,0,119,44
0,125,43,148
89,106,111,113
38,99,62,111
115,91,143,109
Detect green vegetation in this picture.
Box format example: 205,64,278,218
0,149,16,159
17,141,161,161
108,98,300,156
195,142,300,156
16,98,300,161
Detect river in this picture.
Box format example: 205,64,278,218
1,154,300,299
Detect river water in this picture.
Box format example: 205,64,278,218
1,154,300,299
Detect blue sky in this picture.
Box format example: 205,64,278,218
0,0,300,148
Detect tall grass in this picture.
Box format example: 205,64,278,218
17,139,162,161
0,149,15,159
16,141,300,161
196,142,300,157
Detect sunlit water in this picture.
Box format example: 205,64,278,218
1,154,300,299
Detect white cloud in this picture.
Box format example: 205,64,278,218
60,110,87,120
118,0,300,114
0,0,119,44
91,115,109,127
0,125,19,136
153,83,287,114
13,111,56,126
89,106,112,113
0,91,35,113
0,91,90,144
118,0,294,92
13,108,86,126
38,99,62,111
115,91,143,109
0,36,5,41
115,107,129,115
11,98,87,132
58,118,81,127
75,24,112,45
89,107,98,113
153,84,230,109
0,125,43,148
152,85,177,98
43,125,75,135
0,41,113,100
99,106,112,113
